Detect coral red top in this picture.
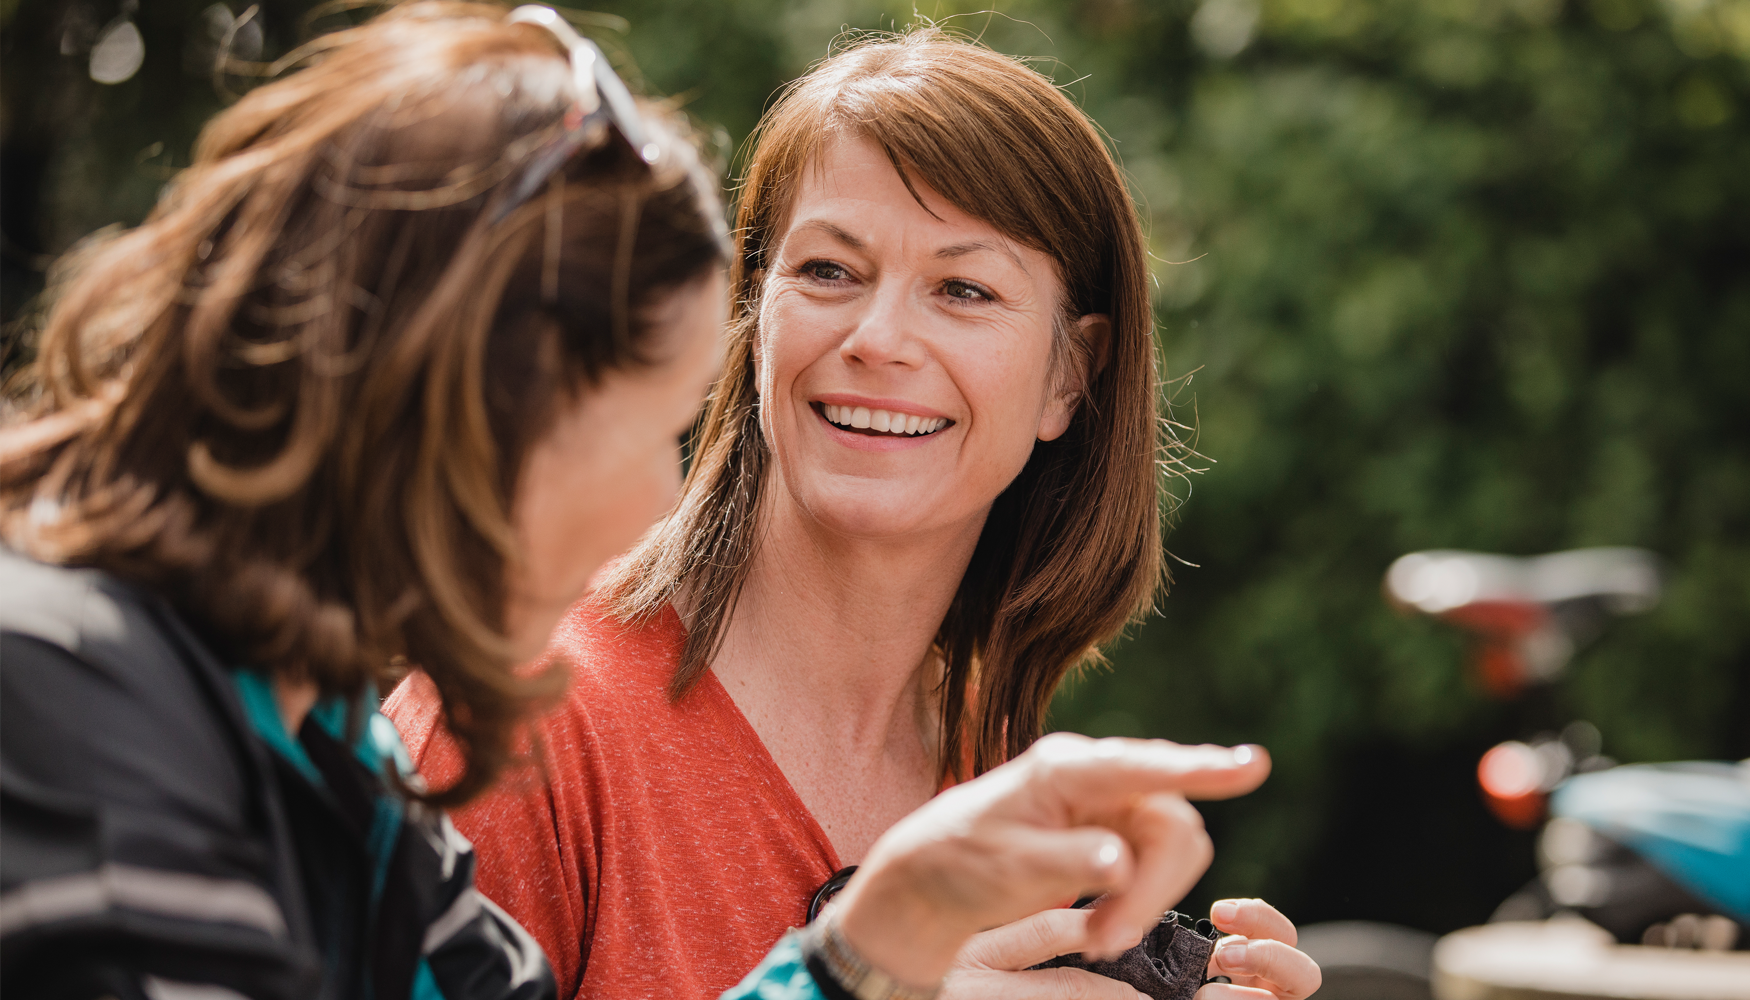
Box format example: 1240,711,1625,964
383,603,843,1000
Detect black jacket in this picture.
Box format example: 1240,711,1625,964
0,550,555,1000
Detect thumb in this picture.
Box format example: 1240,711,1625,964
956,907,1100,971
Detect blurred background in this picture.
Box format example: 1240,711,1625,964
3,0,1747,943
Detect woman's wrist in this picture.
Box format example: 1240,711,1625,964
824,860,969,991
803,905,944,1000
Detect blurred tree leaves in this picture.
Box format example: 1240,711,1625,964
2,0,318,375
3,0,1746,930
1048,0,1750,927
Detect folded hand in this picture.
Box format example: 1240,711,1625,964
1198,898,1321,1000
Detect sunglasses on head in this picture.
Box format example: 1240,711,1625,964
492,4,659,225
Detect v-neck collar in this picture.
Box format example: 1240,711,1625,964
657,604,846,873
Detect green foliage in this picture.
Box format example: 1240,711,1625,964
1050,0,1750,924
4,0,1745,931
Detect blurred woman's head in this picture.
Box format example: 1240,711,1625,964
0,2,728,805
612,27,1165,778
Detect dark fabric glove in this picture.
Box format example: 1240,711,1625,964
1030,911,1219,1000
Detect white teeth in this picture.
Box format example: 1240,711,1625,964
821,405,948,436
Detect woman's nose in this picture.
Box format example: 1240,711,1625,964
838,285,925,369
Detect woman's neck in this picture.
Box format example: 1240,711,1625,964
706,493,986,861
275,673,320,735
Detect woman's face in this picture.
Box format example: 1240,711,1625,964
505,271,726,661
756,135,1102,542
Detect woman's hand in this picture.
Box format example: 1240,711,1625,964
934,897,1323,1000
942,908,1148,1000
1198,898,1321,1000
828,734,1271,991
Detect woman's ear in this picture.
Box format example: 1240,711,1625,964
1037,313,1111,442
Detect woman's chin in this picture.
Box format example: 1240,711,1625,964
791,487,982,544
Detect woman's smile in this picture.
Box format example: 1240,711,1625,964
811,395,955,452
818,403,949,438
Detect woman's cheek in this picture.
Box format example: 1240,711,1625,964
646,443,684,522
598,442,681,557
960,344,1054,481
766,294,842,374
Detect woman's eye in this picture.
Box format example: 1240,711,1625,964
802,260,850,282
943,279,993,302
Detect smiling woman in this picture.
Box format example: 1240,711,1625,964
384,25,1317,1000
745,133,1113,581
627,29,1162,781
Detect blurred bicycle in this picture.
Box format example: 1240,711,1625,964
1296,547,1750,1000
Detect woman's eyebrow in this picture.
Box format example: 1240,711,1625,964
935,240,1025,270
789,219,866,251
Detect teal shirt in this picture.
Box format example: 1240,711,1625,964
722,933,825,1000
241,670,825,1000
228,669,552,1000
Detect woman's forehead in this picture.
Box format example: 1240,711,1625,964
782,134,1048,273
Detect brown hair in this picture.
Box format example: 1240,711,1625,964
607,27,1167,780
0,2,728,807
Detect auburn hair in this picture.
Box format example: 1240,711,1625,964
607,27,1168,781
0,2,728,807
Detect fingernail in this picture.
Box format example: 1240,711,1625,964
1094,839,1121,870
1220,940,1250,969
1212,899,1239,924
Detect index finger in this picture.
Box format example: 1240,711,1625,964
1025,735,1271,809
